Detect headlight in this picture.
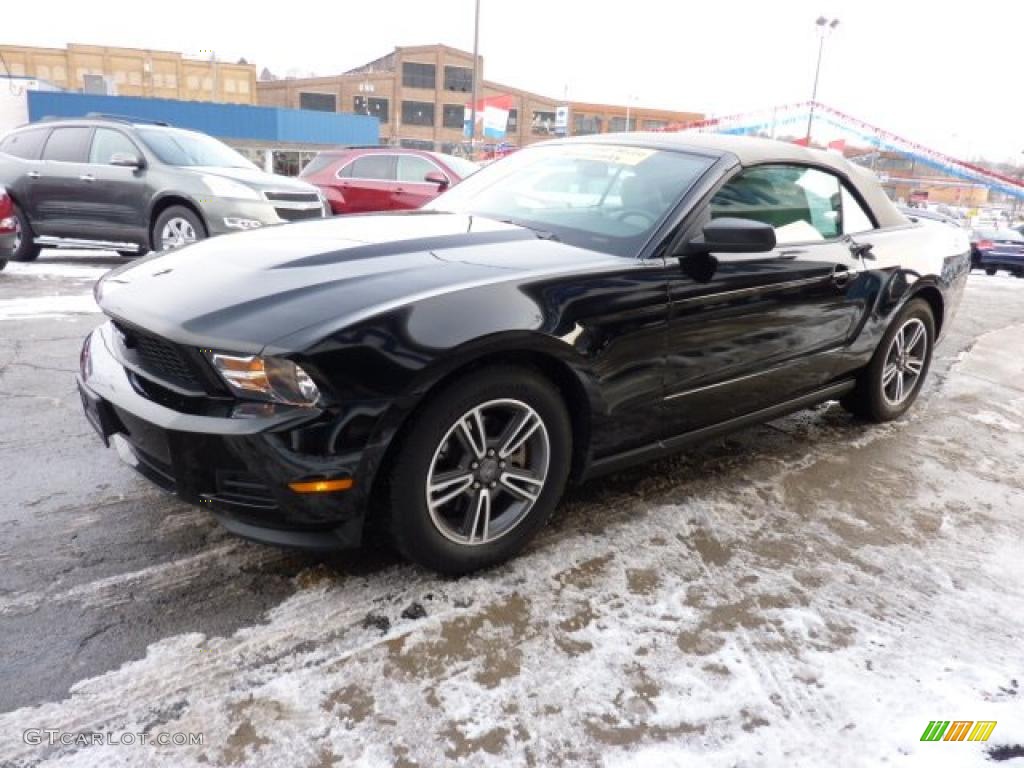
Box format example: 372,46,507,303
201,175,261,201
205,352,321,406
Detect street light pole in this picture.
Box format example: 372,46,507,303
469,0,481,157
806,16,839,143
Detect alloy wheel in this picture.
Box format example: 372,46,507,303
12,217,21,253
160,217,198,250
425,398,550,546
881,317,927,407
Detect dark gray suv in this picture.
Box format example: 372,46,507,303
0,115,326,261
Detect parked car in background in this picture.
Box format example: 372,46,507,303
300,147,478,214
0,115,326,261
0,186,15,269
898,206,962,228
969,227,1024,275
78,133,968,574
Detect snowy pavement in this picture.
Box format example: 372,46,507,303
1,253,1023,767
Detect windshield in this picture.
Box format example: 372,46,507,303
425,143,714,256
432,152,480,179
136,127,256,169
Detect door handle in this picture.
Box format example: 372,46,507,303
79,174,96,182
832,266,858,288
27,171,41,179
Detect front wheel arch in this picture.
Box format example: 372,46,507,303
363,349,593,535
149,197,208,250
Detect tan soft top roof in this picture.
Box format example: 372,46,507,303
563,132,908,229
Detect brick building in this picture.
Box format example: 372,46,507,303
257,44,704,153
0,43,257,104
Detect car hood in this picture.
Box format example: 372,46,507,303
184,166,317,193
96,212,622,355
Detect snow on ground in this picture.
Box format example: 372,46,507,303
1,276,1023,767
3,259,111,282
0,294,99,320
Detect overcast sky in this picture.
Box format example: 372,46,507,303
6,0,1023,163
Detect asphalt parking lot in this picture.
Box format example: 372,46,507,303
1,252,1023,767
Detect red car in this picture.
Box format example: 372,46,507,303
0,187,16,269
300,147,479,214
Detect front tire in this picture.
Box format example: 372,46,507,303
842,298,935,422
386,366,572,575
152,206,206,252
10,204,41,262
985,267,997,276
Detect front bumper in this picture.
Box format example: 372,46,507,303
200,197,327,237
77,323,368,549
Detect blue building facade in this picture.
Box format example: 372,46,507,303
27,91,378,145
25,91,378,175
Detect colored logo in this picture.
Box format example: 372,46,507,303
921,721,997,742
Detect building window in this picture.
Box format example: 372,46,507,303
443,66,473,93
238,80,249,94
573,114,602,135
166,73,178,89
531,111,556,136
643,119,669,130
354,96,389,123
609,116,637,132
442,104,465,129
224,79,237,93
507,109,518,131
400,139,435,151
402,62,436,89
299,92,337,112
402,101,435,126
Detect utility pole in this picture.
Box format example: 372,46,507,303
806,17,839,144
469,0,481,158
210,49,218,102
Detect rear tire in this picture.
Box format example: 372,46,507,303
985,267,996,276
152,206,206,252
10,204,41,262
386,366,572,575
841,298,935,423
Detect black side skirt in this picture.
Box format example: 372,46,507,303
582,379,856,481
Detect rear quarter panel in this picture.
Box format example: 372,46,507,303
848,222,970,353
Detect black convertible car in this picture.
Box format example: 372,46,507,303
78,134,970,573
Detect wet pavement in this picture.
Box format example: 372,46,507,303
1,252,1023,767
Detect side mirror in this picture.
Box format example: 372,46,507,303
110,153,145,169
424,170,449,188
681,217,776,255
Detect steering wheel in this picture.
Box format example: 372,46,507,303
612,208,657,227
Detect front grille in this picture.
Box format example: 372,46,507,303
275,207,323,222
113,321,202,391
264,191,321,203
